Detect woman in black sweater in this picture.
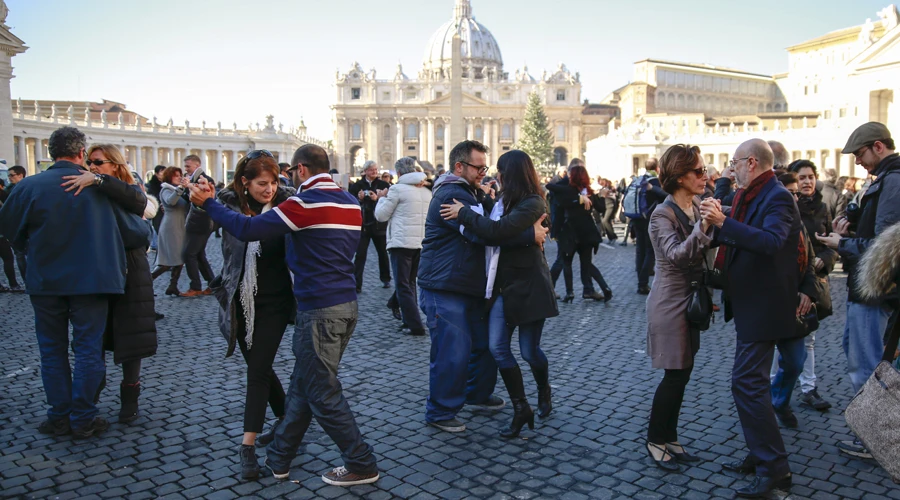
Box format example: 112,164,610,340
545,165,613,302
441,150,559,438
210,151,295,480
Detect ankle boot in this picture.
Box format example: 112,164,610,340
532,365,552,418
239,444,260,479
119,382,140,423
255,416,284,448
499,366,534,439
165,266,182,296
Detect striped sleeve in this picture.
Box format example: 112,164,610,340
273,196,362,232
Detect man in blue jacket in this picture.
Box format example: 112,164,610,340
0,126,146,439
417,140,548,433
701,139,803,498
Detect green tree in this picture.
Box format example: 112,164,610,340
515,90,554,173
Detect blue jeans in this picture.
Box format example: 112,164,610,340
769,336,807,410
419,288,497,422
266,301,377,475
149,221,158,250
30,295,109,429
844,301,893,394
487,296,548,370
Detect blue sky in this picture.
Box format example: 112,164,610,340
6,0,888,140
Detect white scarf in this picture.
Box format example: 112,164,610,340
239,202,273,350
484,199,504,299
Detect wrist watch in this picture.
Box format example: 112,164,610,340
93,174,104,186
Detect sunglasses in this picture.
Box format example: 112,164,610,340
85,159,113,167
245,150,274,160
690,167,707,177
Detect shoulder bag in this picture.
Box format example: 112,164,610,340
664,200,714,331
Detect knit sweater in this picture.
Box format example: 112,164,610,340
202,173,362,311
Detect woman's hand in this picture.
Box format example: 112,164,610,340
797,292,812,316
61,170,97,196
440,199,465,220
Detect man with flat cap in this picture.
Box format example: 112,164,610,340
817,122,900,459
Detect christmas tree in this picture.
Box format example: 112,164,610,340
516,90,554,173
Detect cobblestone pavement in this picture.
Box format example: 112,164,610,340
1,229,898,499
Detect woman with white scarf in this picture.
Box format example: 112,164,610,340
209,151,295,480
441,150,559,439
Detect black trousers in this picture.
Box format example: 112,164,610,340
182,231,214,291
13,247,26,281
0,238,19,287
354,226,390,289
550,241,574,294
387,248,424,331
573,244,609,294
647,365,693,444
236,294,292,433
600,200,617,241
633,218,654,287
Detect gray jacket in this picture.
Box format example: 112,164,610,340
212,187,293,357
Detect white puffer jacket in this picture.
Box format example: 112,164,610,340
375,172,432,250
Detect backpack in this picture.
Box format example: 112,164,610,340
622,175,651,219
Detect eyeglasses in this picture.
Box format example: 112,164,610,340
787,189,799,197
853,146,870,158
246,150,274,160
286,163,304,174
690,167,707,177
728,157,752,168
85,159,113,167
460,160,488,174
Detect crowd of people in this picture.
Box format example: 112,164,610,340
0,120,899,497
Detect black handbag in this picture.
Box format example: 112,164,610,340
796,304,820,337
814,276,833,320
664,200,714,331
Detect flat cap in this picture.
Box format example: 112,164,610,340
842,122,892,154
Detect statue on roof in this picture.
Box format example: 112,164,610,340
859,18,876,47
878,4,899,31
0,1,8,27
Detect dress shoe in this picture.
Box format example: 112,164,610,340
179,289,206,298
637,286,651,295
390,306,402,321
734,473,791,498
561,293,575,303
645,442,680,473
381,281,391,289
721,456,756,474
665,442,700,463
601,288,613,303
774,406,798,428
582,291,605,301
799,389,832,411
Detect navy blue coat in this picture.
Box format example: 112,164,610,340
0,161,146,296
717,175,804,342
418,176,534,298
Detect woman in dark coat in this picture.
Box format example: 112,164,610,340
61,144,157,423
645,144,713,472
545,165,612,302
209,151,294,480
441,150,559,438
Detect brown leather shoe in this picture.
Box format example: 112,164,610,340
179,289,205,297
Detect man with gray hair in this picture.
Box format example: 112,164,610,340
768,140,790,171
0,126,149,439
349,160,392,291
375,157,432,335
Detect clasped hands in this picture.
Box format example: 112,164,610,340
439,198,549,250
188,177,215,206
699,198,726,230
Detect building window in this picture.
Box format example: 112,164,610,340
824,110,832,119
436,125,444,138
436,145,443,151
383,124,390,138
556,124,566,140
475,91,482,99
839,108,847,118
502,146,510,151
351,88,361,100
351,123,361,140
406,122,418,139
814,85,818,94
501,123,512,139
408,146,416,151
803,86,808,96
475,125,483,140
501,92,512,100
557,90,566,101
382,91,390,101
404,90,417,100
435,91,443,99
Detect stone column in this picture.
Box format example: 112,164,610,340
483,118,492,166
466,119,474,140
134,146,143,177
215,149,224,182
426,118,435,163
418,119,427,161
443,120,451,167
16,135,26,166
367,118,378,166
395,119,403,163
514,120,522,143
151,147,159,168
571,122,581,160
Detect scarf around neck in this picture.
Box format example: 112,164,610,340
731,169,775,223
240,201,274,350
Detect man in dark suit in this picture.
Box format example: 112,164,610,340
700,139,804,498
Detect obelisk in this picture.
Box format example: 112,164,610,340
449,30,464,146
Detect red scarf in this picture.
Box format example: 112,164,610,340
715,170,776,269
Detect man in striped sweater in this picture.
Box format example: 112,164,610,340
189,145,379,487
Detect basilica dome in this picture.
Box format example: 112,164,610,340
422,0,503,80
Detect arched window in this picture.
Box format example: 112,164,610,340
687,95,695,110
436,124,444,139
406,122,418,139
774,103,783,112
556,124,566,141
351,123,361,140
677,94,685,110
501,123,511,138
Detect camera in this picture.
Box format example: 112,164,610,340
846,201,861,232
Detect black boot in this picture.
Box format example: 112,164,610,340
240,444,260,480
532,364,552,419
499,366,534,439
119,382,140,423
165,266,182,296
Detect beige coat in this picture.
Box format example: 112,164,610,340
646,196,714,369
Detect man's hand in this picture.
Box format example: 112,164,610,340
368,191,377,201
832,216,851,236
376,188,388,199
189,177,215,206
700,198,726,228
180,177,190,189
816,232,842,249
797,292,812,316
813,257,824,272
533,214,549,250
357,189,366,201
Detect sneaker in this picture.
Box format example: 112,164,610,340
71,417,110,439
381,281,391,289
837,439,873,459
774,406,798,429
428,418,466,433
322,466,379,486
239,445,260,480
799,389,832,411
38,418,71,436
265,457,290,480
467,394,506,410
